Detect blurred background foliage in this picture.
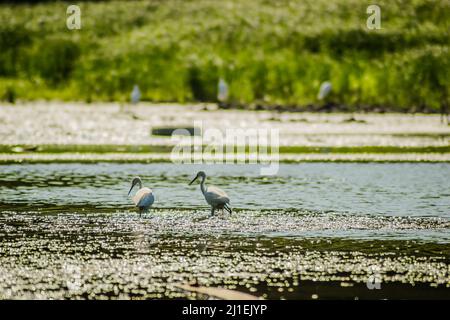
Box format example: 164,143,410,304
0,0,448,111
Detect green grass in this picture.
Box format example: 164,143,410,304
0,0,449,111
1,144,449,154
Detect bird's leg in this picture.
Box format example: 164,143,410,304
210,207,215,217
224,204,232,215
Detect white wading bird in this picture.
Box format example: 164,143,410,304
130,84,141,105
317,81,332,100
217,78,229,102
128,177,154,216
189,171,232,216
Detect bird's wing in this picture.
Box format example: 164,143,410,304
133,188,154,207
205,185,230,205
137,193,154,208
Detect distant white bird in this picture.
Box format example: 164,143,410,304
217,78,229,102
189,171,232,216
128,177,154,216
130,84,141,104
317,81,332,100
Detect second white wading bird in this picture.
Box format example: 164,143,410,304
130,84,141,105
189,171,232,216
317,81,332,100
128,177,154,216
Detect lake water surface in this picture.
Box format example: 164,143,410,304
1,163,449,299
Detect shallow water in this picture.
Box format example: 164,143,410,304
1,163,449,218
0,163,449,299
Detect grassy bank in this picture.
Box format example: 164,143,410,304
0,0,449,111
1,144,450,154
0,144,449,163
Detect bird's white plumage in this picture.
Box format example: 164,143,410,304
203,185,230,207
133,187,154,209
317,81,332,100
217,78,229,102
131,85,141,104
190,171,231,216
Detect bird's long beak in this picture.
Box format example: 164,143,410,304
188,176,198,185
127,183,136,196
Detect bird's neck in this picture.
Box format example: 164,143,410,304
200,177,207,194
137,180,142,189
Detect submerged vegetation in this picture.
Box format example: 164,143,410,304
0,0,449,111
